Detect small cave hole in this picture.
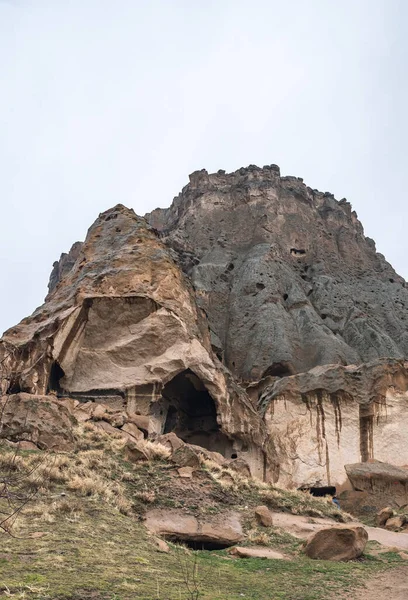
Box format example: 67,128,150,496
227,263,235,271
6,379,22,395
231,453,238,459
389,278,395,283
298,486,336,497
262,362,293,378
283,294,288,301
165,537,233,550
256,283,265,291
290,248,306,256
321,314,327,320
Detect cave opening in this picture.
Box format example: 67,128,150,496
163,536,232,550
298,486,337,497
262,362,293,378
161,369,233,456
47,361,65,394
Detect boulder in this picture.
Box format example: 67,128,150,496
92,404,107,420
124,439,149,462
177,467,194,479
170,445,201,468
94,421,124,437
104,411,127,428
156,432,185,453
153,537,170,553
385,515,407,531
229,546,287,560
254,505,273,527
376,507,394,527
0,393,76,451
304,525,368,561
128,414,150,434
144,509,243,547
121,423,144,441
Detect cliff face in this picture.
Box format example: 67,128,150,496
0,204,272,479
2,165,408,489
147,166,408,380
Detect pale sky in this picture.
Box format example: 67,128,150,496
1,0,407,335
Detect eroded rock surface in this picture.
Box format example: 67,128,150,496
1,165,408,492
144,509,244,548
304,525,368,561
0,204,271,478
147,166,408,380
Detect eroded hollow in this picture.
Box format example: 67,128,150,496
298,486,336,497
47,361,65,394
164,536,232,550
262,362,294,378
161,369,233,456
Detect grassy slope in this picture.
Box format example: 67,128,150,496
0,426,403,600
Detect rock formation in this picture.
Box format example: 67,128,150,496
2,164,408,492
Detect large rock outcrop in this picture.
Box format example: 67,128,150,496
147,166,408,380
2,165,408,491
0,204,272,479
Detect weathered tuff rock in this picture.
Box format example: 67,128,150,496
259,360,408,488
344,461,408,509
304,525,368,561
0,393,76,451
144,509,244,547
2,165,408,491
0,203,271,479
147,166,408,380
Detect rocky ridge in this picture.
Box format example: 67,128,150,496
1,164,408,493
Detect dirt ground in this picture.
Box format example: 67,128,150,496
349,565,408,600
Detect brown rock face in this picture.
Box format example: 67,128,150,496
2,165,408,490
304,525,368,561
0,203,271,477
0,393,76,451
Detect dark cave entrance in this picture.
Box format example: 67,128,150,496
298,486,337,497
47,361,65,394
262,362,293,378
162,369,233,456
163,536,233,550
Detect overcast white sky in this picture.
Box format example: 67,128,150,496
1,0,407,335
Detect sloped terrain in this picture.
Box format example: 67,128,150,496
0,428,403,600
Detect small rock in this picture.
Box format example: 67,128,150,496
156,432,185,452
385,515,406,531
254,505,273,527
229,546,287,560
121,422,144,441
376,507,394,527
125,439,149,462
128,414,150,434
105,411,127,428
178,467,194,479
92,404,107,420
153,537,170,553
170,445,200,468
399,552,408,560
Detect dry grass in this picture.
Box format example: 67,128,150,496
139,439,171,460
